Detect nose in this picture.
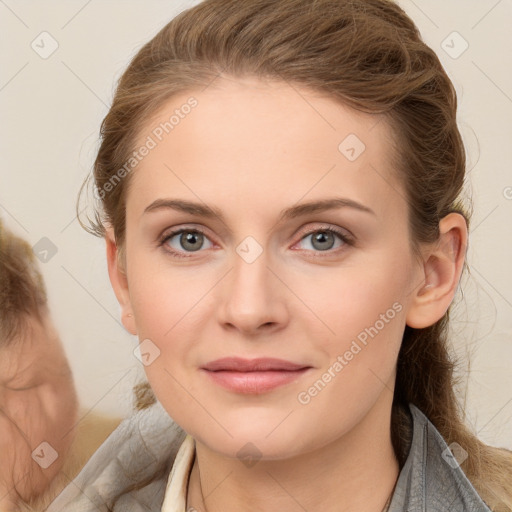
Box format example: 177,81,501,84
216,247,289,336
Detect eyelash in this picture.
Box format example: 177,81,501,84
158,225,354,259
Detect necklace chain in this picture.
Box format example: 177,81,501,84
381,494,392,512
381,473,399,512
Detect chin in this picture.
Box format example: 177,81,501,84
188,418,308,461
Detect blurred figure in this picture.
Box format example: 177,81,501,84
0,218,119,511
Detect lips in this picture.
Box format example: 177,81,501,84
201,357,308,372
201,357,312,394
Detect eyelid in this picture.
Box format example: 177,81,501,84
294,223,354,243
5,383,37,392
160,225,211,242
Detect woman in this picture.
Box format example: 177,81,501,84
0,218,78,511
0,219,120,512
49,0,512,510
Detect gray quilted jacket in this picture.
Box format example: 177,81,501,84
47,401,493,512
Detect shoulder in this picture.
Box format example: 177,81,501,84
65,410,122,478
47,401,187,512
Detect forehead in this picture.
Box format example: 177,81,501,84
129,77,405,221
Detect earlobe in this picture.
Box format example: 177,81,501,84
105,227,137,335
406,213,468,329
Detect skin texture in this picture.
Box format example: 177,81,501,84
0,313,78,511
106,77,467,512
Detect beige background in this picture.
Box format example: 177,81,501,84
0,0,511,449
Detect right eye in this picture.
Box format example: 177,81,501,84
160,228,214,258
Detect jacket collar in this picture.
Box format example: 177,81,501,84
389,403,491,512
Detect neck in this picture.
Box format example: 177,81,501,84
187,391,400,512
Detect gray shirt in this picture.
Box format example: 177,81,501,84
47,401,492,511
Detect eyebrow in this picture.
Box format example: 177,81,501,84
143,197,375,223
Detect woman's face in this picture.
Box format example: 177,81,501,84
116,77,425,459
0,314,78,505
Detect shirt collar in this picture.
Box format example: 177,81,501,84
161,434,195,512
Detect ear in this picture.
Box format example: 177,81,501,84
105,227,137,335
406,213,468,329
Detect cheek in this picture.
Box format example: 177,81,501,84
293,254,410,342
40,381,77,437
129,271,205,393
4,390,35,434
130,280,193,342
292,257,409,413
5,386,73,446
129,258,216,340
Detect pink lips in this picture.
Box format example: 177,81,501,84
201,357,311,394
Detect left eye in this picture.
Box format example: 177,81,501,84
163,229,213,254
296,229,348,252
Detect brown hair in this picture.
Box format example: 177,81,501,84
0,218,48,346
78,0,512,509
